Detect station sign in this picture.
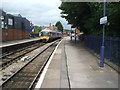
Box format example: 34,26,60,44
100,16,107,24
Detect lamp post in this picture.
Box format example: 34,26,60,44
100,0,106,68
75,28,77,43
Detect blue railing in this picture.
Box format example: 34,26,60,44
78,35,120,67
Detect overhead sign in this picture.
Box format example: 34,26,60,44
100,16,107,24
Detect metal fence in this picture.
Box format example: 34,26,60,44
78,35,120,67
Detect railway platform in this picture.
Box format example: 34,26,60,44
0,37,40,48
35,37,119,89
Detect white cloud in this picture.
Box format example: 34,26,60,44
2,0,71,29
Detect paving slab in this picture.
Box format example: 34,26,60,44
65,37,118,88
38,37,119,89
40,42,62,88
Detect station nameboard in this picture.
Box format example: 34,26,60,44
100,16,107,24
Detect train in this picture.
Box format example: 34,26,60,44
39,28,62,42
0,9,33,42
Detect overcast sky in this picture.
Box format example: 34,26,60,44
2,0,72,29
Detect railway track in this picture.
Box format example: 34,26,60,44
1,42,42,59
1,40,60,89
0,43,45,70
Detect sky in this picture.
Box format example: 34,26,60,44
2,0,72,30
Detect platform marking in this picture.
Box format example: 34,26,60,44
35,40,63,88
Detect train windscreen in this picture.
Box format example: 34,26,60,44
41,32,49,36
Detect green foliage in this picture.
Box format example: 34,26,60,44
55,21,63,32
63,29,74,33
34,26,41,33
71,30,74,34
59,2,120,37
64,29,69,31
106,2,120,37
59,2,90,32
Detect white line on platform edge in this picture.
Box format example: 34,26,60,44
35,39,63,88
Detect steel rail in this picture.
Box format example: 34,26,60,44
1,42,43,59
1,43,39,59
1,40,41,57
0,40,60,89
0,43,45,70
28,44,56,89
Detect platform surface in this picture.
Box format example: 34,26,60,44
0,37,40,48
36,37,119,89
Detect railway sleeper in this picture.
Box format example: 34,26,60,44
11,78,33,82
20,71,38,74
1,59,11,62
15,75,36,78
1,40,60,89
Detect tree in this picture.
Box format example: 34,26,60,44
34,26,41,33
59,2,120,37
55,21,63,32
59,2,90,34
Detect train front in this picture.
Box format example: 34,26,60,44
39,31,50,42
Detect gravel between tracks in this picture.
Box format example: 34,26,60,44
0,41,55,85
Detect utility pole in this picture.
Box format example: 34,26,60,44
100,0,106,68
